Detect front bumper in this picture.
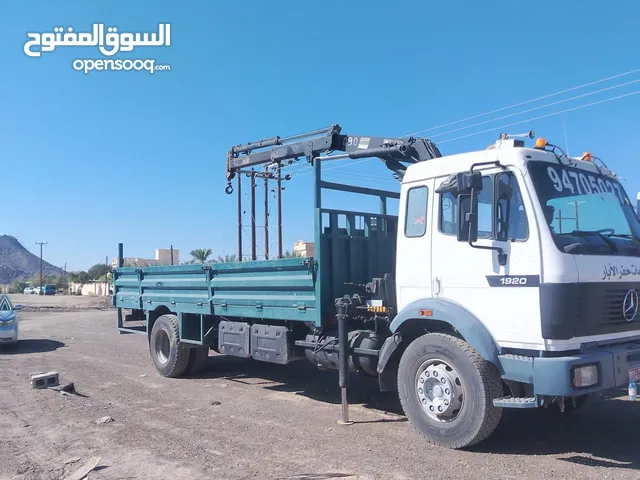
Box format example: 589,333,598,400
0,324,18,344
500,341,640,397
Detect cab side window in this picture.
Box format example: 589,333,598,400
404,186,429,238
495,172,529,241
440,176,493,238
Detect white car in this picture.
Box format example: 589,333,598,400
23,287,38,295
0,295,22,347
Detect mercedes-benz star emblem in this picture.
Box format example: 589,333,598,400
623,289,639,322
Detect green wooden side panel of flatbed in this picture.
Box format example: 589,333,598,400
113,209,398,328
113,258,319,323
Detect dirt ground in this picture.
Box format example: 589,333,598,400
1,296,639,479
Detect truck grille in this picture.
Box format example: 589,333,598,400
540,282,640,340
601,288,637,326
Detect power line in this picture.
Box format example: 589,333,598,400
437,90,640,144
289,80,640,181
403,67,640,137
295,158,372,178
429,78,640,139
324,168,398,182
293,89,640,179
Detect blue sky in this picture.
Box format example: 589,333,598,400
1,0,639,271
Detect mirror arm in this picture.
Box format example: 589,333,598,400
466,187,508,266
467,242,508,266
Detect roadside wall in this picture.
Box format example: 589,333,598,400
69,281,112,296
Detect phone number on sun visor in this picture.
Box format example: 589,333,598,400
545,165,625,204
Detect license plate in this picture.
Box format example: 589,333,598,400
629,367,640,382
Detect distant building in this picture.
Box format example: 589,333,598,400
155,248,180,265
293,240,315,258
112,248,180,268
69,280,112,296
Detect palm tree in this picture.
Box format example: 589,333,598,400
216,254,238,263
190,248,213,264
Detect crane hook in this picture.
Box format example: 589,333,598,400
225,183,234,195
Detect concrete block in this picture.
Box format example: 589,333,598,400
30,371,59,389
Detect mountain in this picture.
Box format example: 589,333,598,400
0,235,65,284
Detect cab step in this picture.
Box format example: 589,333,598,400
493,396,539,408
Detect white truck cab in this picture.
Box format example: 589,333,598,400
386,133,640,446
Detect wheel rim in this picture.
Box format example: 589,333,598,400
155,329,171,364
415,358,464,422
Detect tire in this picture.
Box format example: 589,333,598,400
149,314,191,378
397,333,503,449
185,346,209,375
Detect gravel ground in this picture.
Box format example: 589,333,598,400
0,297,638,479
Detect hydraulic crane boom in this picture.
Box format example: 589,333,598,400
224,124,441,193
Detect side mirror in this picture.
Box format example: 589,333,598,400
456,171,483,195
14,304,23,310
436,170,484,196
456,194,479,243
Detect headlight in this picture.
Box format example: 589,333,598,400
572,364,598,388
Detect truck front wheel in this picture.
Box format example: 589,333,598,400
397,333,503,449
149,314,191,378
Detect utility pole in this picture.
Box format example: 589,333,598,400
555,208,582,234
277,163,283,259
105,255,108,297
567,200,586,230
264,165,269,260
250,170,257,261
64,262,67,295
35,241,47,295
237,174,243,262
557,209,563,234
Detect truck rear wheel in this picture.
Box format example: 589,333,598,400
185,346,209,375
397,333,503,449
149,314,191,378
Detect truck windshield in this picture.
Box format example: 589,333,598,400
527,160,640,256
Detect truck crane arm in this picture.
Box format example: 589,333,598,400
225,124,441,193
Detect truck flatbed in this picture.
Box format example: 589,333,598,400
115,207,398,332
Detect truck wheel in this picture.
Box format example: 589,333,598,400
185,346,209,375
397,333,503,449
149,314,191,378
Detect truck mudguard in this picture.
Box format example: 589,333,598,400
386,297,502,368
